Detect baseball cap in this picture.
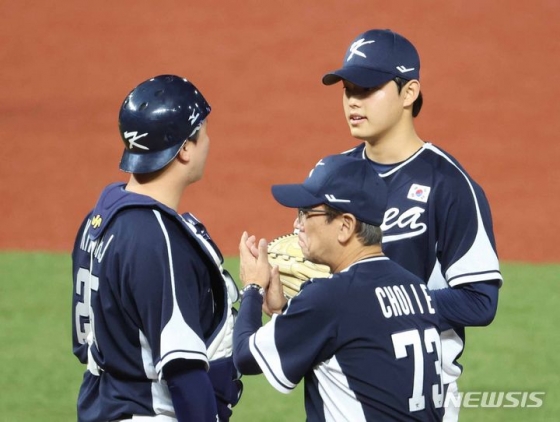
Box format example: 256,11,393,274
271,154,388,226
322,29,420,88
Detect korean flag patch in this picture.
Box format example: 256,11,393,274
407,184,431,203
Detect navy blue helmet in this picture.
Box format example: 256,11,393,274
118,74,211,174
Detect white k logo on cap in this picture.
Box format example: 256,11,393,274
347,38,375,61
308,159,325,178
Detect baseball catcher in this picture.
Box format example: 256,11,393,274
267,233,331,298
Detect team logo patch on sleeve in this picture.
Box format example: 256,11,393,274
91,215,103,228
407,184,431,203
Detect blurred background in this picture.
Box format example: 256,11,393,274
1,0,558,261
0,1,558,421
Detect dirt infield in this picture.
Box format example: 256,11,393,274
1,1,558,262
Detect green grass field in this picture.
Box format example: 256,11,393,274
0,253,557,421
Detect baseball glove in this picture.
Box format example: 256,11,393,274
267,233,331,298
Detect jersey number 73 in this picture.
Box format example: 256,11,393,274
391,328,444,412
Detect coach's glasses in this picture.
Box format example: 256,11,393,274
297,207,329,225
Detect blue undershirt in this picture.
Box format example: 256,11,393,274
164,363,218,422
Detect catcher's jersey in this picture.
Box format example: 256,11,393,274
72,183,235,422
247,258,444,422
344,143,502,384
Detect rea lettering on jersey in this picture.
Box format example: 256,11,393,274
375,284,436,318
381,206,427,243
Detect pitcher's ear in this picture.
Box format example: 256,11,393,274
403,79,420,107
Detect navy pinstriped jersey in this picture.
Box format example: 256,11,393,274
246,258,443,421
343,143,502,384
72,183,233,422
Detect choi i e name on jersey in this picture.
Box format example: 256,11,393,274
375,283,436,319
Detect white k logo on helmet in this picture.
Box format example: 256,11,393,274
123,131,149,150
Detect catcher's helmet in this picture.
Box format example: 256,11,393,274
118,74,211,174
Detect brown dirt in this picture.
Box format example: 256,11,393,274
1,1,558,263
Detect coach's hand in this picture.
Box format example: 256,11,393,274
263,266,287,316
239,232,271,290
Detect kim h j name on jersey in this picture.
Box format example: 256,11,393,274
375,283,435,319
79,218,114,264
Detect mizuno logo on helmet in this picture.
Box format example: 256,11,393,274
124,131,149,150
188,109,200,124
347,38,375,61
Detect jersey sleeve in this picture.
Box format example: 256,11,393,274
248,281,340,393
434,170,502,288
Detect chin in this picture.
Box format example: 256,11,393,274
305,252,325,267
349,128,370,141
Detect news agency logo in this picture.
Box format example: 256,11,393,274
446,391,545,408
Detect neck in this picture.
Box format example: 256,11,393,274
331,245,384,273
125,172,185,211
363,122,424,164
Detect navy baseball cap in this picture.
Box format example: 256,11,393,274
322,29,420,88
271,154,388,226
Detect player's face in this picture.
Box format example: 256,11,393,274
294,206,339,268
189,121,210,182
342,80,405,142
